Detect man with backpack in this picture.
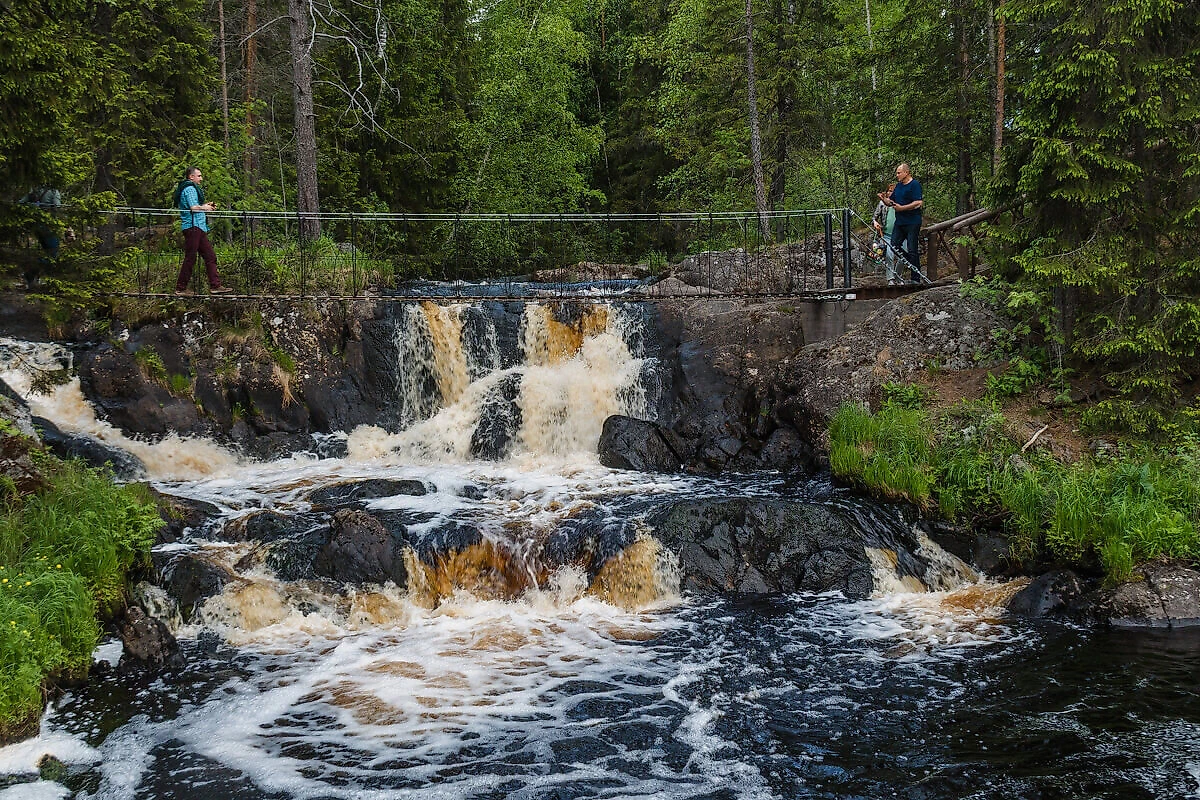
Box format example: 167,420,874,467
18,185,62,286
172,166,232,295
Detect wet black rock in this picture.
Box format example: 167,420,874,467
650,498,877,597
404,519,485,563
597,415,683,473
312,509,409,586
307,478,429,509
1008,570,1090,618
78,341,204,438
0,377,37,439
32,416,147,480
543,513,638,578
155,551,237,620
458,484,486,500
148,488,221,544
471,373,523,460
264,528,333,581
1074,563,1200,628
115,605,183,669
225,510,329,543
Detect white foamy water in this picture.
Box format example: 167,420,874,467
0,337,240,481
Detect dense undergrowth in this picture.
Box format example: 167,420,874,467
830,393,1200,582
0,443,161,740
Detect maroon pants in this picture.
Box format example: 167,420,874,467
176,227,222,291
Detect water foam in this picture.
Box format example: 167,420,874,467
0,338,240,481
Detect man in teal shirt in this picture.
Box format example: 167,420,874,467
173,167,232,295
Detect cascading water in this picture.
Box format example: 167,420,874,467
2,310,1200,800
373,301,651,464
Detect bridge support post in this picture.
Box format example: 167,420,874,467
823,213,834,290
841,208,852,288
926,230,938,282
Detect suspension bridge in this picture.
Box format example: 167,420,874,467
82,207,981,303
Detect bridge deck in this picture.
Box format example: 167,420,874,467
107,283,934,304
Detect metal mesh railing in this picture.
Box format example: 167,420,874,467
107,207,863,300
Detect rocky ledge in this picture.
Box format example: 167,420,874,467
1010,562,1200,629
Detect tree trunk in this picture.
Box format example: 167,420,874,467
744,0,770,237
954,0,974,215
288,0,321,241
768,0,797,210
993,2,1006,173
217,0,232,243
243,0,258,180
217,0,230,152
864,0,880,160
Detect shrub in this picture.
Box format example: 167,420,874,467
830,402,935,508
0,456,161,737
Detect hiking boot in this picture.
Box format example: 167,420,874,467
175,288,195,296
211,286,234,294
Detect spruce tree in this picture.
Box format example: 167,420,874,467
993,0,1200,423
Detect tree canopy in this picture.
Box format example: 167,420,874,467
2,0,1198,418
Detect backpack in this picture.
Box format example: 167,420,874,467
171,180,205,209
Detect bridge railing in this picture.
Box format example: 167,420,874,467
103,207,864,299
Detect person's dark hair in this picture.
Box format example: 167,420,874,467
184,166,200,180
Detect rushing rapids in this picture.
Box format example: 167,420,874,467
2,305,1200,799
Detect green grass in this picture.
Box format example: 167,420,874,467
0,454,162,739
829,399,1200,582
830,402,935,508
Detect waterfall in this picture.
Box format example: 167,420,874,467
0,337,240,480
371,301,652,464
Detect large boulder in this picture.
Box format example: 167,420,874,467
775,284,1009,444
1008,570,1091,618
651,299,815,473
1075,562,1200,628
154,550,237,621
0,377,37,439
312,508,409,586
307,478,428,509
471,373,523,460
649,498,885,597
32,416,146,480
597,415,683,472
542,511,639,579
115,604,182,669
147,487,221,544
223,509,328,543
0,427,46,499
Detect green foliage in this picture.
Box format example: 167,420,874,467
1045,455,1200,580
985,356,1046,399
991,0,1200,413
829,402,935,507
264,342,296,374
880,382,929,410
0,0,215,225
0,456,161,734
829,400,1200,582
168,373,192,397
134,347,168,384
455,0,604,214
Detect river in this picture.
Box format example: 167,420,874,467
1,302,1199,799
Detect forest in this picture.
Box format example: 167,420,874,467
0,0,1198,423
